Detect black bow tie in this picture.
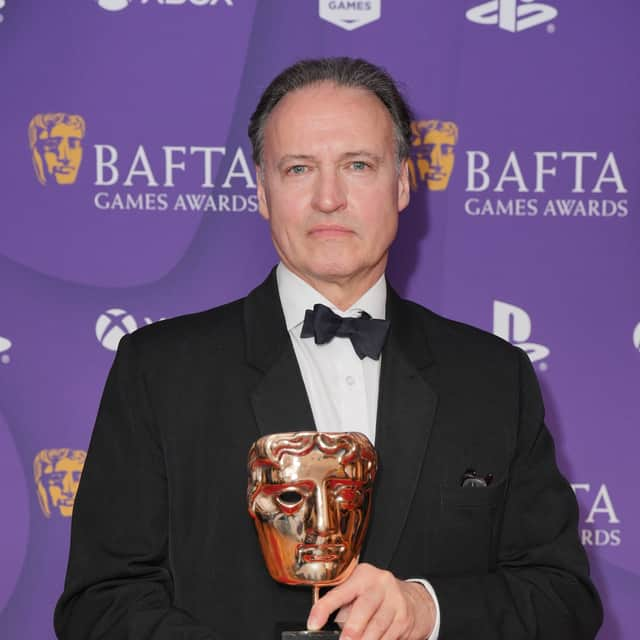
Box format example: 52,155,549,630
300,303,390,360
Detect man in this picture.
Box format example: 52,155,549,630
55,58,602,639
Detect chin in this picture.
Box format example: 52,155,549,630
294,561,345,584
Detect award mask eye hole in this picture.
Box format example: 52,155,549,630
336,487,363,508
277,490,303,507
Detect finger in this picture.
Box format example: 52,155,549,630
339,588,384,640
335,603,352,628
308,567,373,630
356,597,396,640
307,580,359,630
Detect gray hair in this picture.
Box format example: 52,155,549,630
248,57,413,167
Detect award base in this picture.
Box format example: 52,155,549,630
282,631,340,639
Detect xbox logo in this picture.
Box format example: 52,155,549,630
95,309,138,351
0,335,11,364
97,0,132,12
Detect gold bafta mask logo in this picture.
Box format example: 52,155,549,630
34,449,86,518
28,113,86,185
408,119,459,191
248,432,377,587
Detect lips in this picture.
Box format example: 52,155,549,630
297,543,345,563
308,225,353,237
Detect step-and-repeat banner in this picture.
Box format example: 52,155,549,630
1,1,638,637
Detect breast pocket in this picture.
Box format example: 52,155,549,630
430,479,508,575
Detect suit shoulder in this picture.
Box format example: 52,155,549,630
400,298,520,364
123,297,245,358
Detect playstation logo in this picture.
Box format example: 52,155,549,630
493,300,550,364
466,0,557,32
0,335,11,364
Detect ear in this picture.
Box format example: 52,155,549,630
397,159,410,213
255,165,270,221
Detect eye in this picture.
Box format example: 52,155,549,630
287,165,307,176
336,487,363,508
276,490,304,507
350,160,369,171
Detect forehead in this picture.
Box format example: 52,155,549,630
419,128,455,144
45,457,83,473
43,123,82,139
275,449,351,484
262,82,395,161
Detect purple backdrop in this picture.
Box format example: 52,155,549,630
1,1,637,637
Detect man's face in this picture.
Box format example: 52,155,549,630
256,83,410,291
411,125,456,191
248,433,376,586
37,123,84,184
42,457,83,517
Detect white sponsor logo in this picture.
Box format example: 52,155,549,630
97,0,233,12
0,0,7,25
466,0,557,33
493,300,549,364
93,144,258,213
572,483,621,547
464,150,629,219
633,322,640,351
95,309,166,351
96,309,138,351
0,335,11,364
96,309,168,351
319,0,381,31
97,0,131,10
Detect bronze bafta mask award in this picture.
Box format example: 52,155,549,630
247,432,377,639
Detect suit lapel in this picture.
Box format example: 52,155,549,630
244,270,315,436
244,272,438,569
363,286,438,569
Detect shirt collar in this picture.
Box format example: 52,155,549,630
276,262,387,332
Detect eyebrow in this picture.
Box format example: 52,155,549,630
276,150,383,170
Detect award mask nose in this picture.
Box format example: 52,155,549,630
306,486,338,537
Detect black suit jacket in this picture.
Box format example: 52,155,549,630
55,271,602,639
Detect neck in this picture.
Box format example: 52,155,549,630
283,261,387,311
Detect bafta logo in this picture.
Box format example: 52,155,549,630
28,113,86,185
408,119,459,191
34,449,86,518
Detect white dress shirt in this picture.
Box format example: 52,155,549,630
276,263,441,639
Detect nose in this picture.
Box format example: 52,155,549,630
311,168,347,214
58,139,70,164
306,486,338,538
429,144,442,170
61,472,75,496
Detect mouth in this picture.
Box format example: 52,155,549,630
54,166,75,174
308,225,353,238
297,543,345,563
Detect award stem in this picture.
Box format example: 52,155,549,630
312,585,320,606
